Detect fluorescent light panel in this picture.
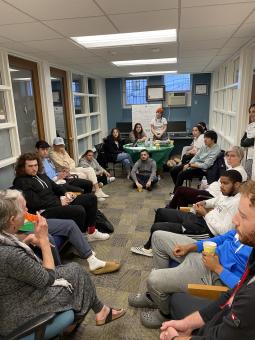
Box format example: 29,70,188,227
71,29,176,48
129,71,177,76
112,58,177,66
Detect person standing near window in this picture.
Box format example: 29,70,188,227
151,108,168,140
241,104,255,179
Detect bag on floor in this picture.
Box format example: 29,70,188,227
95,210,114,233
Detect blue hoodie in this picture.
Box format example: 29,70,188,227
196,230,252,288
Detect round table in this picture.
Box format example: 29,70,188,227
123,143,174,168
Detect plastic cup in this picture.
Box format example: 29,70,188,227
203,241,217,255
137,187,143,192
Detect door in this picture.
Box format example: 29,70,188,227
9,55,44,153
50,67,74,157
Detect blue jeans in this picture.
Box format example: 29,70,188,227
116,152,133,172
47,219,92,259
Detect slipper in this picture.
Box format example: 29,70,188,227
140,310,169,329
91,261,121,275
128,292,157,308
96,308,126,326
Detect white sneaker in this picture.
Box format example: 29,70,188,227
96,189,109,198
97,196,105,202
107,176,115,183
130,246,153,257
87,229,110,242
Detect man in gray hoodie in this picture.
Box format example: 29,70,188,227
131,149,158,191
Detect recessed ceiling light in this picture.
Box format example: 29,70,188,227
129,71,177,76
71,29,176,48
112,58,177,66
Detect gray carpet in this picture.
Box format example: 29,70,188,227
68,171,174,340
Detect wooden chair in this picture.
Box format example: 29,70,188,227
188,283,228,300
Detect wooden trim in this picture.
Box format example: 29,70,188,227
188,284,228,301
50,67,74,158
8,55,45,139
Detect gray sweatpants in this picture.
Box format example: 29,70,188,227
147,230,221,315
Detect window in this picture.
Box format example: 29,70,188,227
164,74,191,92
125,78,147,105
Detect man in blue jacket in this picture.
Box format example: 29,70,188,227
129,228,251,328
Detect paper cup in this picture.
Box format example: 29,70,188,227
203,241,217,255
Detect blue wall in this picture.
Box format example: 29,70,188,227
106,73,211,132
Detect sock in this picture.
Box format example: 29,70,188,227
88,226,96,234
87,254,106,271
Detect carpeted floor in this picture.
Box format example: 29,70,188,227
66,170,174,340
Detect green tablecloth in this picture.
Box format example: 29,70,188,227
123,143,174,168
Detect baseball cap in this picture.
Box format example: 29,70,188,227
53,137,65,146
35,140,50,149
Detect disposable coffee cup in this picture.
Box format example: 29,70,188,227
203,241,217,255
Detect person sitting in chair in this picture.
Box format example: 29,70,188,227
131,149,158,191
129,123,147,143
170,130,221,193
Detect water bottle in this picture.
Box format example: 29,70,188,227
200,176,208,190
149,137,153,147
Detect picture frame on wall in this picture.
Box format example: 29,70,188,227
146,85,165,102
194,84,208,95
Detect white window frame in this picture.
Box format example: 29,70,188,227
122,77,148,109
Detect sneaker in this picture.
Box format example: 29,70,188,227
96,189,109,198
130,246,153,257
97,196,105,202
107,176,116,183
87,229,110,242
98,182,104,188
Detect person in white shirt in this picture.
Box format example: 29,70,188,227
241,103,255,179
181,124,205,161
131,170,242,257
169,145,247,209
151,108,168,140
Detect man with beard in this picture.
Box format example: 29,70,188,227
157,180,255,340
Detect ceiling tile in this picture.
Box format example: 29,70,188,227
180,39,227,50
0,22,61,41
180,25,238,41
109,9,178,32
179,48,219,57
235,22,255,37
44,16,117,36
182,0,255,7
96,0,178,14
181,3,255,28
23,38,91,53
5,0,103,20
0,1,35,25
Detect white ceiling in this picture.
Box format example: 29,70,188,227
0,0,255,77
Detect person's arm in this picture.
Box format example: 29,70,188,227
151,123,157,137
203,196,218,209
129,131,136,143
139,131,147,142
204,198,239,235
48,176,66,196
149,160,157,182
131,161,139,183
196,230,235,252
78,157,90,168
240,132,255,147
192,146,220,170
66,153,76,169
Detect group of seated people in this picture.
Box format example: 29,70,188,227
1,108,255,339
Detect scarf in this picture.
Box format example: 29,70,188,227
0,231,73,292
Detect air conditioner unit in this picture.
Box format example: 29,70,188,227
167,92,187,106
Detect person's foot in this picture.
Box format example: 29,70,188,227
87,229,110,242
130,246,153,257
97,196,105,202
96,189,109,198
107,176,116,183
96,305,126,326
128,292,157,308
140,310,169,329
91,261,121,275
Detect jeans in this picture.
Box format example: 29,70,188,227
116,152,133,172
133,174,158,188
168,186,213,209
47,219,92,259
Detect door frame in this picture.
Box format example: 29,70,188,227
8,55,45,139
50,67,74,157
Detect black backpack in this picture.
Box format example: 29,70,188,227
95,210,114,234
206,150,226,184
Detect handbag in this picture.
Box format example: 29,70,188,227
95,210,114,233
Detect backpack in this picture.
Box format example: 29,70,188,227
95,210,114,233
206,150,226,184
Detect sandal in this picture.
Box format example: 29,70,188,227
96,308,126,326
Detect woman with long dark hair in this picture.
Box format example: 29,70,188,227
104,128,133,178
129,123,147,143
